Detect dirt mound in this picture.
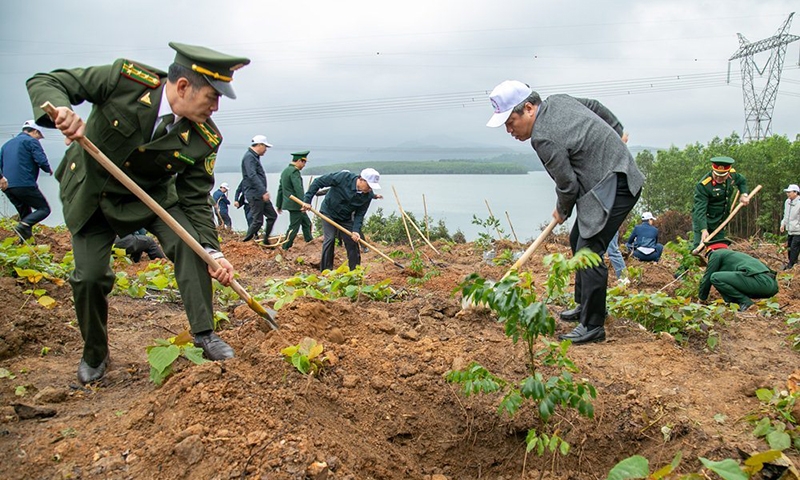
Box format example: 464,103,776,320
0,227,798,479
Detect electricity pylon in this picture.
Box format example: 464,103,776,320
728,13,799,141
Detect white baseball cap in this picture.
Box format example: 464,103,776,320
220,182,229,189
486,80,533,128
22,120,44,137
784,184,799,193
251,135,272,147
360,168,381,190
642,212,656,221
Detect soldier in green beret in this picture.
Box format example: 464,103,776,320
691,156,749,249
698,242,778,311
26,42,250,384
276,151,313,249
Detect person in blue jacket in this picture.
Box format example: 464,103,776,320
212,182,232,229
626,212,663,262
0,120,53,240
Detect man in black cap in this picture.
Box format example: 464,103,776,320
240,134,278,244
276,150,313,249
699,242,778,311
692,156,749,250
26,42,250,384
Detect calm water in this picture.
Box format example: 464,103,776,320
5,171,569,241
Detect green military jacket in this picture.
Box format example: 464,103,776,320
692,170,747,232
276,163,303,211
26,59,221,249
699,249,775,300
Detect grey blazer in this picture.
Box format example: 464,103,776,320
530,94,644,238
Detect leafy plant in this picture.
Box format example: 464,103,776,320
471,213,506,252
146,330,208,386
492,248,515,266
607,449,785,480
213,311,230,331
0,237,73,281
542,250,603,306
280,337,329,376
748,387,800,451
21,286,56,309
788,315,800,351
448,250,601,457
665,237,703,297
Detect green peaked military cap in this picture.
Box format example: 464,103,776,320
710,156,735,165
291,150,310,161
169,42,250,99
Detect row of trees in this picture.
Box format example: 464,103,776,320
635,133,800,240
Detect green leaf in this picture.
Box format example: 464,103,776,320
698,458,747,480
606,455,650,480
183,346,208,365
765,430,791,450
755,388,773,402
147,344,181,374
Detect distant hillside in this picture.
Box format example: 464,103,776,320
304,154,543,175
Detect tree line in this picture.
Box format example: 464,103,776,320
636,133,800,241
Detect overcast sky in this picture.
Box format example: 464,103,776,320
1,0,798,165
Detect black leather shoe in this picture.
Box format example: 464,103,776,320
77,355,109,384
14,223,32,241
558,324,606,344
193,331,234,361
560,306,582,322
241,235,254,242
739,302,754,312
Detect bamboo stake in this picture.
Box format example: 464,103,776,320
401,210,440,255
484,199,503,240
289,195,404,269
391,186,415,251
692,184,762,254
505,211,520,246
40,102,279,330
422,194,430,238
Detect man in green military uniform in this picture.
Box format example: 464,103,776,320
276,150,313,249
692,156,749,249
699,242,778,311
26,42,250,384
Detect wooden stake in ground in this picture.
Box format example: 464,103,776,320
692,184,762,255
485,199,503,240
289,195,405,269
391,186,415,251
505,210,521,246
422,194,430,238
40,102,279,330
401,210,440,255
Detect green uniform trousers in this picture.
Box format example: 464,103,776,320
693,221,727,249
283,210,312,250
71,207,215,367
708,271,778,307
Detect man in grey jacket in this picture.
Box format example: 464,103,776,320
487,80,644,344
780,183,800,270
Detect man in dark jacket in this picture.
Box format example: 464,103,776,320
626,212,663,262
0,120,53,240
240,135,277,243
276,150,312,249
26,42,248,383
233,181,251,227
486,80,644,344
301,168,380,271
699,242,778,311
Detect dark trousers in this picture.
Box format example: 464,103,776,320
787,234,800,268
243,197,277,242
632,244,663,262
217,210,232,229
114,234,165,263
3,186,51,226
284,210,312,249
710,271,778,306
71,208,216,367
570,174,640,327
321,220,360,271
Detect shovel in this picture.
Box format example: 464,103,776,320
289,195,405,269
41,102,279,330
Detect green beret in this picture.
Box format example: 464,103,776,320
169,42,250,99
710,156,735,165
291,150,310,161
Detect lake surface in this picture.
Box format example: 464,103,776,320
4,171,571,241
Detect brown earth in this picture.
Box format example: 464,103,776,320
0,226,799,480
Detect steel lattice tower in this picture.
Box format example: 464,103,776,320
728,13,799,141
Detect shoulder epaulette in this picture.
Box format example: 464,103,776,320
701,177,712,186
120,60,161,88
730,168,737,173
193,122,222,148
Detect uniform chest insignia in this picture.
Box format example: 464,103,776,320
139,91,152,106
192,122,221,148
205,153,217,176
173,151,196,165
121,60,162,88
179,129,190,144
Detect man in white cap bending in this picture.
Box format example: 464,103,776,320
486,80,644,344
212,182,232,229
301,168,381,271
780,183,800,270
